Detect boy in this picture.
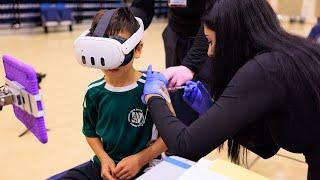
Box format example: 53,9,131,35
60,8,167,180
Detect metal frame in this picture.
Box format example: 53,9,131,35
0,77,44,118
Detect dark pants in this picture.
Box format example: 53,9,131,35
53,161,146,180
162,25,212,125
54,161,102,180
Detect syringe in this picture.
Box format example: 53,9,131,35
167,86,186,92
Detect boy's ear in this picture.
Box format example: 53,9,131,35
133,41,143,59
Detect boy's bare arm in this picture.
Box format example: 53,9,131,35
86,137,116,180
166,99,176,116
86,137,112,163
136,137,167,166
136,93,175,166
113,138,167,179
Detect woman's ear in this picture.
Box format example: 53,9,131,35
133,41,144,59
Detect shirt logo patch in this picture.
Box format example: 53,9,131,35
128,109,145,127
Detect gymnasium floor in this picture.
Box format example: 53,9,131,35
0,20,313,180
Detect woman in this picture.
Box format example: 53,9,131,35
141,0,320,179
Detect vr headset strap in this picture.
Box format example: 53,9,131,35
92,9,116,37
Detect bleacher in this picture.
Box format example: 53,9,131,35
0,0,168,30
155,0,168,18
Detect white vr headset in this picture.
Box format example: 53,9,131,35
73,9,144,70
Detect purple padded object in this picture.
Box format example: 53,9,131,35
2,55,48,143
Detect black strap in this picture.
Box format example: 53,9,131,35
92,9,116,37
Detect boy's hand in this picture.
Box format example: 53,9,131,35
101,158,116,180
113,154,143,180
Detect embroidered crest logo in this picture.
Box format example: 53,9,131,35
128,109,145,127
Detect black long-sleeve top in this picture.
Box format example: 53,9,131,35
131,0,206,35
147,52,320,161
131,0,209,74
130,0,155,30
168,0,206,37
181,24,209,74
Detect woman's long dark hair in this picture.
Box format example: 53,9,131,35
203,0,320,163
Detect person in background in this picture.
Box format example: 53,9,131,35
130,0,214,126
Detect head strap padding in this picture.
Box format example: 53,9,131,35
92,9,116,37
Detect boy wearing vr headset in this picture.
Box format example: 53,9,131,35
62,8,167,180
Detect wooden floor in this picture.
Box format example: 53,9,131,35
0,21,314,180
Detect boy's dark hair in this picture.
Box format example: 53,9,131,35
89,7,139,38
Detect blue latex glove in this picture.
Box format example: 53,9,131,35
182,81,214,114
141,65,169,104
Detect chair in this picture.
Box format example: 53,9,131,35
40,3,60,33
56,3,73,32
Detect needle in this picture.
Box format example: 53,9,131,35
167,86,186,92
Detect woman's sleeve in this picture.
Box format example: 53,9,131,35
148,60,281,161
130,0,155,30
181,24,209,74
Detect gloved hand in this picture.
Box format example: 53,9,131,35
141,65,169,104
182,81,214,114
163,65,194,88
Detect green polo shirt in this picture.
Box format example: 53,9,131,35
82,73,153,165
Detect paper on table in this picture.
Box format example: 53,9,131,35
177,158,230,180
137,156,195,180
